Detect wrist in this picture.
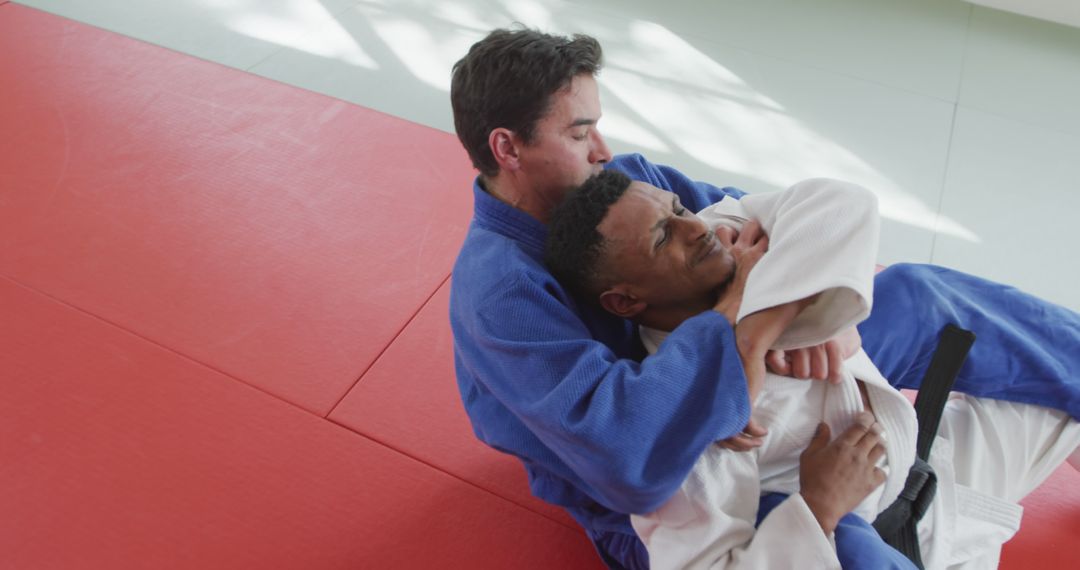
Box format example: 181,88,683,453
801,493,839,534
713,300,738,327
813,513,838,535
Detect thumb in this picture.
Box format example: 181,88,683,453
806,422,831,451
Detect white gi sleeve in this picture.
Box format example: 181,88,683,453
631,451,841,570
697,178,880,349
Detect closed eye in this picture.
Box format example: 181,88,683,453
655,224,671,249
654,197,686,249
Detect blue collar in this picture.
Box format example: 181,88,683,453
471,178,548,258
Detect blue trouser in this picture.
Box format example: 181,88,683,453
758,493,916,570
860,264,1080,420
599,498,915,570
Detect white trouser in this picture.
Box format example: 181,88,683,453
932,395,1080,570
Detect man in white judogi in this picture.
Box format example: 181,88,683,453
544,171,1080,569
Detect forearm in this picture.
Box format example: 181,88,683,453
735,298,812,357
610,153,744,212
459,297,752,513
734,297,816,399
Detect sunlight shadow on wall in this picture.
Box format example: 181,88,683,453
599,20,978,243
209,0,380,68
194,0,977,243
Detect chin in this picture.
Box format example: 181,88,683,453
703,255,735,281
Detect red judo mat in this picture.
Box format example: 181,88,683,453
0,276,599,569
1,3,1076,568
0,2,472,418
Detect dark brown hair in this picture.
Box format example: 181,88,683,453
451,28,602,178
545,169,633,300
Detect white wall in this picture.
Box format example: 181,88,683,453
968,0,1080,29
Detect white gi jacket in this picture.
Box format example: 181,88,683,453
632,179,1023,570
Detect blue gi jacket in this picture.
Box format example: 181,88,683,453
449,154,747,540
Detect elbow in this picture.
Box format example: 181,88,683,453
848,183,879,217
601,481,678,515
799,178,879,209
570,452,680,514
588,459,686,515
831,180,879,217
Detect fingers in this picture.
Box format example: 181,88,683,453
868,442,887,465
773,341,852,386
736,219,763,247
856,422,884,453
836,412,877,447
717,418,768,452
733,220,768,265
852,420,884,456
717,431,765,452
765,349,791,376
808,344,828,381
824,340,844,384
798,416,888,532
717,438,756,452
790,347,810,379
747,234,769,261
743,418,768,438
785,344,840,382
715,226,737,248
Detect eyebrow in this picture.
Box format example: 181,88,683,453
568,118,597,128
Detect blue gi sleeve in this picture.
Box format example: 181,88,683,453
607,153,745,211
451,260,752,514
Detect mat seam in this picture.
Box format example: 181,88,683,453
2,273,580,534
324,272,452,418
327,413,584,533
321,271,586,533
0,273,327,416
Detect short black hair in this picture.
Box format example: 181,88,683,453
545,169,633,300
451,28,603,178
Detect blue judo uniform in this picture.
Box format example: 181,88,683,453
449,153,1080,569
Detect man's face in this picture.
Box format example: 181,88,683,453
598,181,735,313
515,74,612,208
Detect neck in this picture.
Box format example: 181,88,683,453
483,174,556,225
636,297,716,333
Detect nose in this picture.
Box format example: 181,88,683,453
674,215,709,243
589,128,613,164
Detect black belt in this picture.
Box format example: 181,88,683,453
872,324,976,569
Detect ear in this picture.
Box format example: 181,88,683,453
489,127,522,171
599,288,647,319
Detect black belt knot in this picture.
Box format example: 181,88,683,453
871,324,975,569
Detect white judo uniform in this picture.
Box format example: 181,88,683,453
630,179,1080,570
